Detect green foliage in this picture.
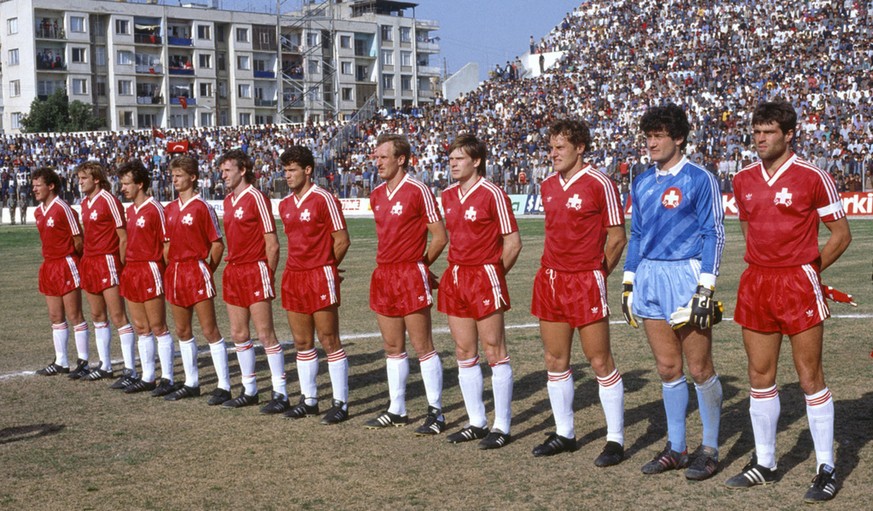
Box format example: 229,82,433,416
19,89,104,133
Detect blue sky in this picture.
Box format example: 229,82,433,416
220,0,582,80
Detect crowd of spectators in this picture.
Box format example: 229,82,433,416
3,0,873,212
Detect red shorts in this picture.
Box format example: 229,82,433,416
531,267,609,328
223,261,275,308
281,265,340,314
370,262,433,317
164,260,216,308
39,256,81,297
80,254,122,294
120,261,165,303
437,263,510,320
734,264,829,335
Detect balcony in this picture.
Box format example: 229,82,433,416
418,65,440,76
168,36,193,47
136,64,164,74
137,96,164,105
135,33,163,45
36,58,66,71
254,70,276,79
415,40,439,52
168,66,195,76
35,25,65,40
255,99,278,107
415,19,440,31
170,96,197,106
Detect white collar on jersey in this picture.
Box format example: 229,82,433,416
230,184,255,207
178,193,202,211
386,172,409,201
133,196,156,214
758,153,797,186
656,156,689,177
558,164,593,190
40,195,59,214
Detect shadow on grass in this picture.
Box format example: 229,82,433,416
0,424,65,445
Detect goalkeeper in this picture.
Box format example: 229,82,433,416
621,104,726,481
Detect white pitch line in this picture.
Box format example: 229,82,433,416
2,314,871,381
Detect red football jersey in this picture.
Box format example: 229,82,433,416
80,189,124,257
35,196,81,260
125,197,167,263
370,173,442,264
224,185,276,264
734,154,845,268
541,167,624,272
165,194,222,262
279,185,347,270
442,177,518,265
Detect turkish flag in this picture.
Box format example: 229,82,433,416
152,127,165,139
167,140,189,153
179,96,188,109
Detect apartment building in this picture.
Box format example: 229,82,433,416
0,0,440,133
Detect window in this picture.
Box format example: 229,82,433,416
116,50,133,65
199,53,212,69
118,80,132,95
217,52,226,71
120,111,133,127
341,61,352,75
72,47,87,64
254,59,267,72
237,55,250,70
401,51,412,67
199,82,213,97
382,73,394,90
115,19,130,35
72,78,88,95
11,113,22,130
218,81,228,98
306,32,318,47
239,113,251,125
9,80,20,97
7,18,18,35
8,49,19,66
197,25,211,40
341,87,352,101
138,113,157,128
236,27,249,43
381,50,393,66
38,80,64,96
307,59,318,74
96,80,106,96
381,25,393,42
200,112,213,126
340,35,351,49
401,75,412,91
238,84,251,98
95,47,106,66
399,27,411,43
70,16,86,33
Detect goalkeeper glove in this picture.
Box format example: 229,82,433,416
670,285,720,330
822,284,856,306
621,281,638,328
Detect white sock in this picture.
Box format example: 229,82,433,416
137,334,156,382
94,321,111,371
208,339,230,391
235,340,257,396
296,348,319,405
73,322,89,361
265,344,287,397
419,350,443,412
749,385,780,469
597,368,625,445
547,369,575,438
458,356,486,429
118,324,137,377
805,388,835,469
179,337,199,387
386,353,409,416
51,322,69,367
156,332,175,383
490,358,513,435
327,348,349,405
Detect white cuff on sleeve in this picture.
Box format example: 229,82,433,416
698,272,717,290
623,271,635,284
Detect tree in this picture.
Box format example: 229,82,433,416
20,89,104,133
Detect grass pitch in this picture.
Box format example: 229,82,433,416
1,219,871,510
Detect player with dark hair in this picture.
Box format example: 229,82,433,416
116,160,174,394
439,134,522,449
623,104,726,480
32,167,90,378
161,155,232,402
364,133,448,434
726,100,851,503
278,146,352,425
217,149,288,413
530,120,627,465
76,161,138,387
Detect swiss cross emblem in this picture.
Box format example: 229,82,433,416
46,217,55,227
234,207,244,219
774,187,792,207
89,210,98,220
566,193,582,210
391,201,403,216
136,216,145,228
300,209,311,222
463,207,477,221
181,213,193,225
661,187,682,208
